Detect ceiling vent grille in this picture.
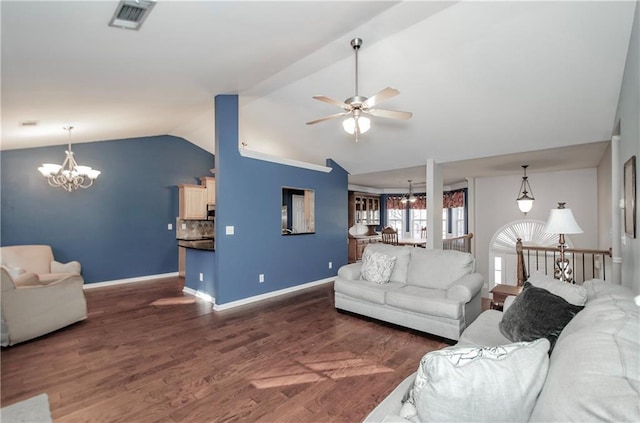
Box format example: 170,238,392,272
109,0,155,31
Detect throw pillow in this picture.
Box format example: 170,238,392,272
411,339,550,422
527,271,587,306
51,260,81,274
499,282,584,352
360,249,396,284
5,266,25,278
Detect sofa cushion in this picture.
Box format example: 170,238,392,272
499,282,583,352
386,286,462,320
457,309,511,347
334,279,405,305
366,244,412,283
406,249,473,289
360,249,396,284
12,272,42,287
530,281,640,421
411,338,550,422
527,271,587,306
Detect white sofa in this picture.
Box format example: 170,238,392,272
364,278,640,422
334,244,484,341
1,245,87,346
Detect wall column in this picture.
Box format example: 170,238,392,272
611,135,623,285
426,159,443,249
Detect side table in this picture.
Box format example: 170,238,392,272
490,284,522,311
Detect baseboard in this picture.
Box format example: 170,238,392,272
83,272,179,289
182,286,215,304
213,277,334,311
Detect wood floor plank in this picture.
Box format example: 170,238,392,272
1,277,450,422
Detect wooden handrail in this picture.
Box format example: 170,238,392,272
443,233,473,253
516,238,611,286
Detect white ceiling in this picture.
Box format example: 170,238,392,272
2,1,636,188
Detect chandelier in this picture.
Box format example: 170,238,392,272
38,126,101,192
516,165,535,214
401,179,417,204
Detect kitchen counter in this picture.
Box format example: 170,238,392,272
177,239,214,251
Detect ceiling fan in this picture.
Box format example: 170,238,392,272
306,37,412,142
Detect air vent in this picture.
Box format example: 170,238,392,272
20,121,38,127
109,0,155,30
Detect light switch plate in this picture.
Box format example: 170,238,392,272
226,225,234,235
167,223,173,230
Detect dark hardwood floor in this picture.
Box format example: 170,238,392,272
1,278,451,422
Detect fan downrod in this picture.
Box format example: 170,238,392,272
350,38,363,50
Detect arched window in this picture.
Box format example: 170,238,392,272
489,219,574,287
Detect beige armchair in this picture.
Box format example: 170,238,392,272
1,245,87,346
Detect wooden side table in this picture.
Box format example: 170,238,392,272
490,284,522,311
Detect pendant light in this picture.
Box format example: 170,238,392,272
516,165,534,214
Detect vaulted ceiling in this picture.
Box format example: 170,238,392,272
2,1,636,186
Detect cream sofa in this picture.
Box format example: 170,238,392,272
334,244,484,341
364,278,640,422
1,245,87,346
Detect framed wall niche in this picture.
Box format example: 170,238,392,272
281,187,315,235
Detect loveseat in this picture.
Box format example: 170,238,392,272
334,244,484,341
1,245,87,346
364,277,640,422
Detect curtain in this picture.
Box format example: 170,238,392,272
386,195,405,210
409,194,426,209
443,190,465,209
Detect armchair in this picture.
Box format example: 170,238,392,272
0,245,87,346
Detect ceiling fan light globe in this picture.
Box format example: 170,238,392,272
358,116,371,134
342,117,356,134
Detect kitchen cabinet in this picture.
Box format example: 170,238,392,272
178,184,207,220
199,176,216,206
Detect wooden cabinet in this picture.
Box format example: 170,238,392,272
348,236,380,263
349,192,381,227
199,177,216,206
178,184,207,220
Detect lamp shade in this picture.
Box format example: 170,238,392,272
543,204,583,234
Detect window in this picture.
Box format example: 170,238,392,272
488,219,560,287
442,189,466,238
410,208,427,238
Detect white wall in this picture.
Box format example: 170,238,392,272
475,168,599,294
614,0,640,294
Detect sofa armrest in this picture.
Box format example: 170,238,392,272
51,260,81,274
337,263,362,281
447,273,484,302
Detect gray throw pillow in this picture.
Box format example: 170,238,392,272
499,282,584,352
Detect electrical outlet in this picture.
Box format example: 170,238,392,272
199,273,204,282
328,261,332,269
259,274,264,283
181,223,187,230
168,223,173,230
226,225,234,235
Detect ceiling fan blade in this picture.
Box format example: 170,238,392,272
312,95,351,110
306,112,349,125
366,108,413,120
362,87,399,109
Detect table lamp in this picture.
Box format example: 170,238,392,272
543,202,583,282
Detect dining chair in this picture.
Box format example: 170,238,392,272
381,227,398,246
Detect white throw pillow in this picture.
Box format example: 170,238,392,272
412,338,550,422
51,260,81,274
360,250,396,284
528,271,587,306
4,265,25,278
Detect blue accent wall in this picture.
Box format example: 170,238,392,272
185,248,215,295
1,135,214,283
214,95,348,305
